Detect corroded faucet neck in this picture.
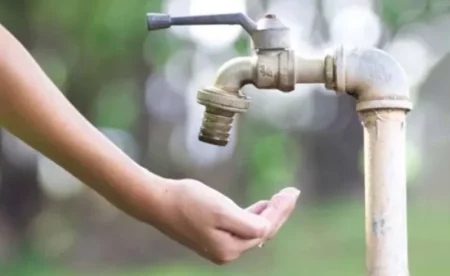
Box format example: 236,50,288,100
213,56,257,92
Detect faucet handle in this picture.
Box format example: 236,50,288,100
146,13,257,34
147,13,291,50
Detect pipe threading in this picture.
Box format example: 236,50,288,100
324,55,337,90
196,86,250,146
199,107,235,146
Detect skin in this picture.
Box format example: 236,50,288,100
0,24,300,264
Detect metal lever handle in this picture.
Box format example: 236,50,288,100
146,13,257,34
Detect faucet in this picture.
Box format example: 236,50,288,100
146,12,412,276
147,12,324,146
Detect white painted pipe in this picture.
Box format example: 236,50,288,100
361,110,409,276
333,47,412,276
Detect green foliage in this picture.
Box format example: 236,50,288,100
234,35,251,55
381,0,405,29
382,0,450,31
248,132,300,200
94,79,140,130
0,5,17,28
143,32,182,69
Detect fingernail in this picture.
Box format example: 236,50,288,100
279,187,301,198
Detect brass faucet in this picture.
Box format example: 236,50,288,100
146,12,326,146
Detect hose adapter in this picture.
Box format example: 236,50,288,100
196,87,250,146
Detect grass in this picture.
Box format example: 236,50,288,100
1,198,449,276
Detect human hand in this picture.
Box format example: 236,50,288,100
0,25,297,264
153,179,300,264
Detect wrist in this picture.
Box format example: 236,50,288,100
94,163,174,225
124,169,175,224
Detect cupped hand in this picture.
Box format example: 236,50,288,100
155,179,300,264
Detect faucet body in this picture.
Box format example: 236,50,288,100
146,12,412,276
196,14,325,145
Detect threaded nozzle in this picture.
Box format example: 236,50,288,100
198,107,235,146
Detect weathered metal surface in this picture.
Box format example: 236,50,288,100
197,51,324,146
295,56,326,84
331,47,412,110
361,110,410,276
251,14,291,50
198,107,235,146
213,56,256,92
325,55,336,90
255,50,296,91
196,87,250,146
331,47,412,276
197,86,250,113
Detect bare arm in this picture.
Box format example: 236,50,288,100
0,24,300,264
0,24,165,223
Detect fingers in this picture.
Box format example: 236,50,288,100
206,189,299,265
260,187,300,239
204,230,255,265
236,236,265,252
216,206,269,240
216,188,299,241
207,231,265,265
246,200,269,215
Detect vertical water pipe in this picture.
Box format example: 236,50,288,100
331,47,412,276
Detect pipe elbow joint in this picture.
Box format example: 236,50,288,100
333,47,412,112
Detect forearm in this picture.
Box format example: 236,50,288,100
0,24,166,223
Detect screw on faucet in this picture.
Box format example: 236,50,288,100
199,107,235,146
196,86,250,146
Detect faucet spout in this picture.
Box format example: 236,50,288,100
213,56,256,92
196,56,256,146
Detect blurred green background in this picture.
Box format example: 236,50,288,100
0,0,449,275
